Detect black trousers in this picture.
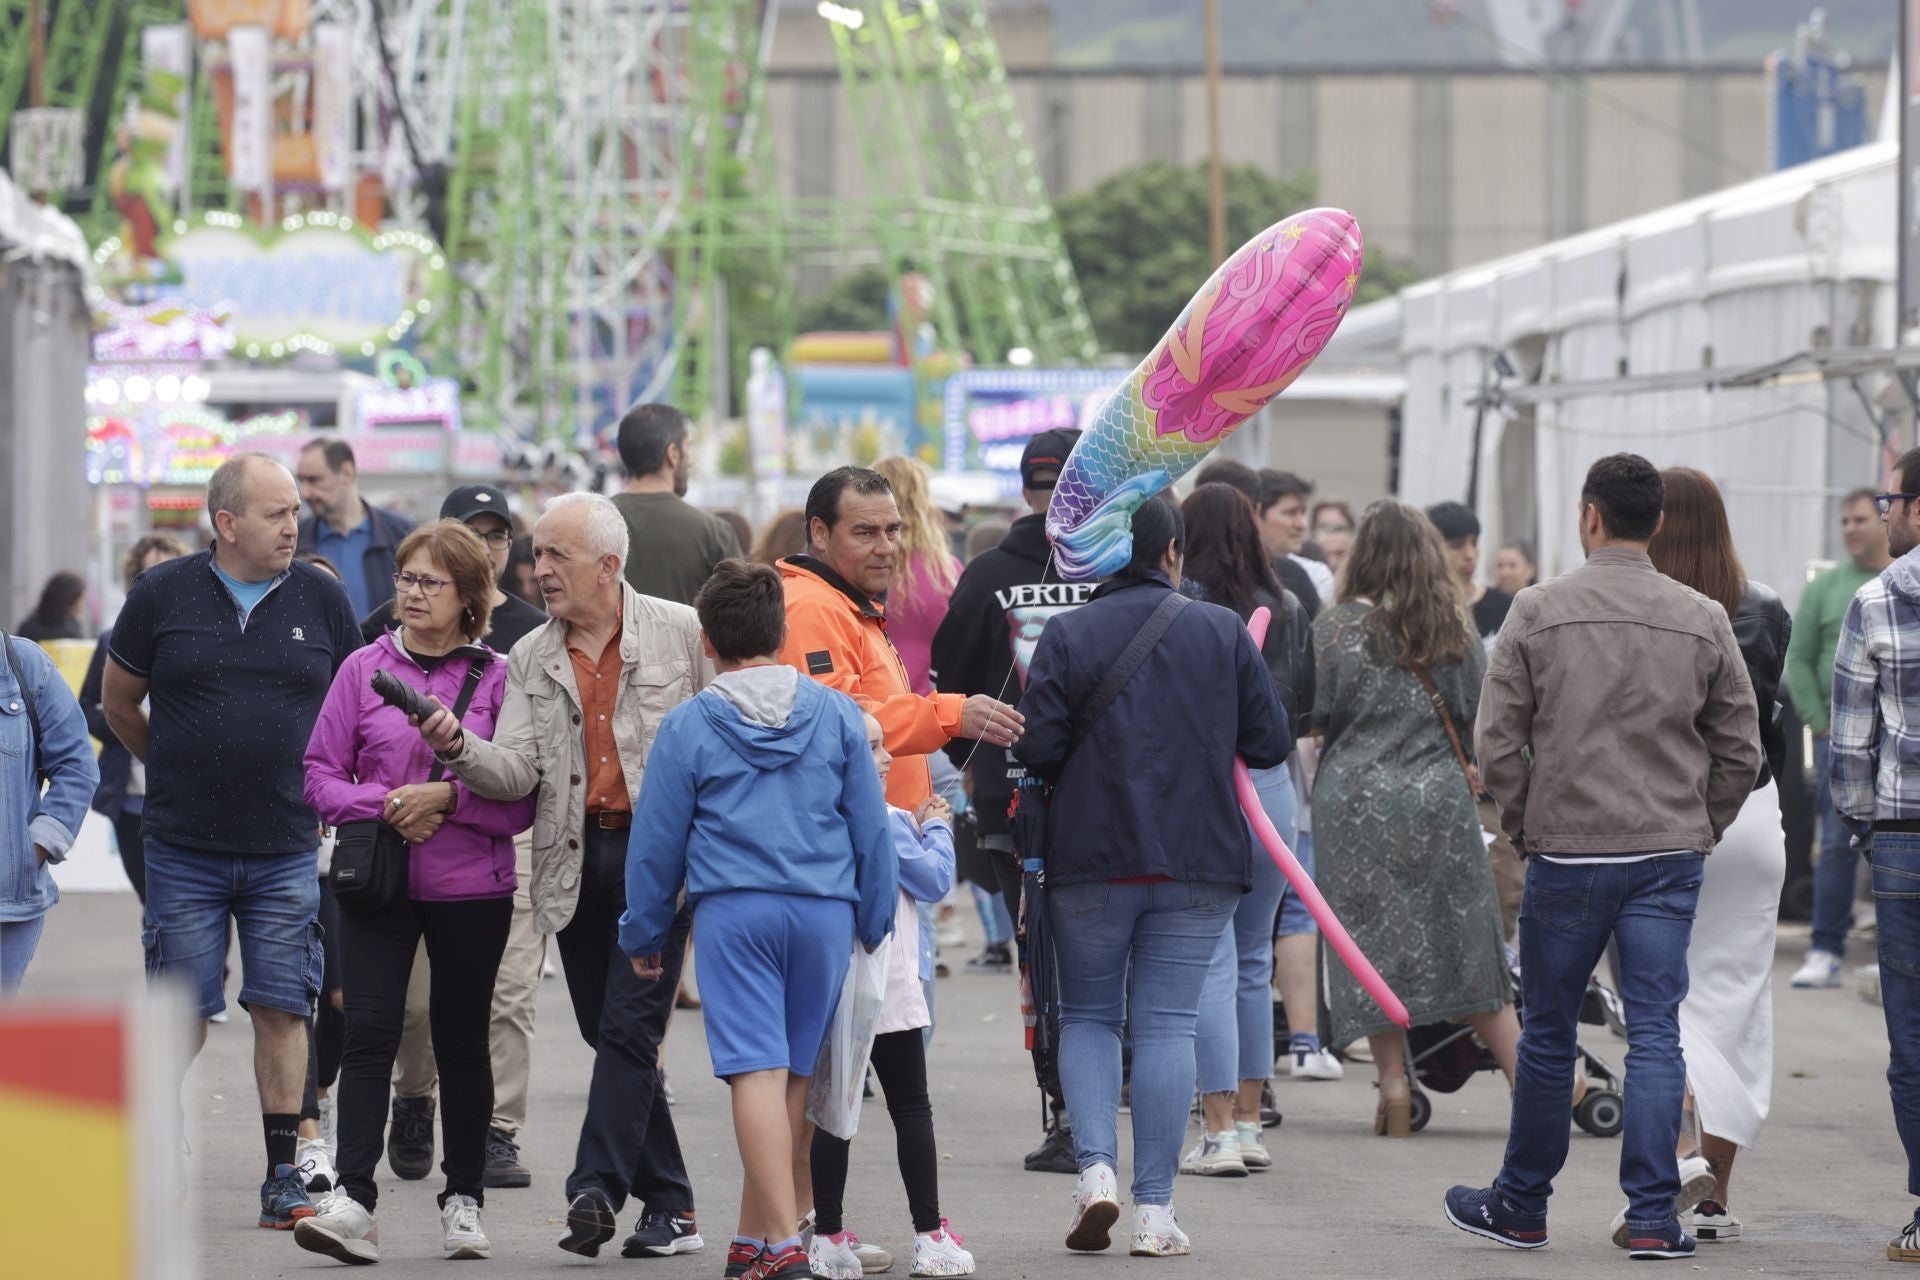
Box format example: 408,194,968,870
302,875,346,1122
335,894,512,1210
558,826,694,1213
812,1029,941,1235
114,810,146,903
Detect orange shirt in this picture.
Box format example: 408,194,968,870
568,628,630,813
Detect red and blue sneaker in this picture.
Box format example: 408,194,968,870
746,1241,812,1278
1443,1184,1549,1250
258,1162,318,1230
723,1238,765,1278
1626,1221,1697,1261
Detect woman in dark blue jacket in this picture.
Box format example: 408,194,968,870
1014,497,1289,1260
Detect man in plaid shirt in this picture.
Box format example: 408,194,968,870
1827,445,1920,1265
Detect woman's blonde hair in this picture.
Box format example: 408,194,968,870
394,519,496,643
1337,499,1475,670
873,455,958,605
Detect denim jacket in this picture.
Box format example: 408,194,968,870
2,634,100,921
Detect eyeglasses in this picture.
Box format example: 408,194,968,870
392,571,453,596
1876,492,1919,517
466,525,513,548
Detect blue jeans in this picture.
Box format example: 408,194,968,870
142,837,323,1020
1196,768,1296,1092
1872,832,1920,1197
1051,878,1237,1203
1495,855,1704,1230
1812,737,1861,955
0,914,46,995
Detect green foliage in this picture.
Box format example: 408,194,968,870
1056,160,1339,355
795,266,895,334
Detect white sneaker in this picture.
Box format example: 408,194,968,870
1286,1045,1345,1080
1687,1200,1742,1242
1129,1204,1191,1257
810,1232,865,1280
851,1236,893,1274
295,1190,379,1264
1233,1121,1271,1170
1609,1155,1716,1248
442,1193,490,1259
316,1094,338,1161
296,1137,337,1194
1065,1162,1121,1252
1790,949,1844,988
910,1221,975,1276
1179,1129,1247,1177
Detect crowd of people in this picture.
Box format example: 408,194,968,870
2,402,1917,1272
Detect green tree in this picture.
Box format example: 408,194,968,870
1055,159,1414,355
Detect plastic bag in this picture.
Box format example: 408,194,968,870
805,943,891,1140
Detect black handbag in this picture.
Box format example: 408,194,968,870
330,656,490,914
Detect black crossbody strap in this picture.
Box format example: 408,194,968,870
1068,590,1190,759
0,630,46,786
427,654,492,784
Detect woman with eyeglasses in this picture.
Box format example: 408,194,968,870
298,520,535,1265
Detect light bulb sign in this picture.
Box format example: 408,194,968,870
156,212,446,355
941,368,1128,489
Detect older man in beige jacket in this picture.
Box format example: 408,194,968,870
420,491,712,1261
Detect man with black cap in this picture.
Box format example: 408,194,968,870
1427,500,1513,643
929,427,1095,1174
361,482,552,1188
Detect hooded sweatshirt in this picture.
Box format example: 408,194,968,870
928,514,1096,837
618,667,898,956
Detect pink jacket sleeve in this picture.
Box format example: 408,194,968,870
444,659,537,838
303,650,389,824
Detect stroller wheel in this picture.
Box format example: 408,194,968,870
1407,1088,1432,1133
1576,1089,1624,1138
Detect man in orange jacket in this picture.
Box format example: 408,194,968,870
779,466,1023,811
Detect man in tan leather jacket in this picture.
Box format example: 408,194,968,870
420,491,712,1261
1445,454,1759,1262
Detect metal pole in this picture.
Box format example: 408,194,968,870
1204,0,1225,266
28,0,45,108
1903,0,1916,339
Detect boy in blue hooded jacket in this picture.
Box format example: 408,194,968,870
620,560,896,1280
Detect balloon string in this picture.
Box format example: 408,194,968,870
955,542,1059,779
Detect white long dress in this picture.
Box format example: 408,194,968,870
1677,780,1787,1149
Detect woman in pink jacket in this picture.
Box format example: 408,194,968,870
297,520,535,1266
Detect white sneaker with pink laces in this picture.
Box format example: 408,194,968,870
911,1220,975,1276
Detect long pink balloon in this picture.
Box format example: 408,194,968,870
1239,608,1410,1028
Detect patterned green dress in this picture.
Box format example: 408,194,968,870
1310,601,1511,1044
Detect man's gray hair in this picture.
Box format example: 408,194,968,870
207,452,285,519
544,491,630,571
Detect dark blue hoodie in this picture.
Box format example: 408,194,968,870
619,666,898,955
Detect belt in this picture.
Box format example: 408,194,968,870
588,810,631,831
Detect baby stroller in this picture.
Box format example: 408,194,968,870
1401,962,1625,1138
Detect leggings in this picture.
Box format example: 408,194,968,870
334,894,512,1211
812,1029,941,1235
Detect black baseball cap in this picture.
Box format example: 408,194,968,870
1020,428,1080,491
441,483,511,524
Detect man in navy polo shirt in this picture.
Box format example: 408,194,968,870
103,452,361,1230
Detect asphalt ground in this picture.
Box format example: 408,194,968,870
21,891,1914,1279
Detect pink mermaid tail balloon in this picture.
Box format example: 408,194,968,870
1238,607,1410,1029
1047,208,1364,580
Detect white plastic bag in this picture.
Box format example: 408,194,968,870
805,944,891,1140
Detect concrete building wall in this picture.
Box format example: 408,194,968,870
769,65,1888,283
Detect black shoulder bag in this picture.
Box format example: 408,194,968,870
0,630,47,787
331,656,491,913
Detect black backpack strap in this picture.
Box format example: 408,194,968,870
0,630,46,786
1067,590,1189,757
427,653,492,784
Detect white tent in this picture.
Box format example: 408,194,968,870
1396,141,1899,608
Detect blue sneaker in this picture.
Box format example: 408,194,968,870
1626,1221,1696,1260
259,1162,318,1229
1443,1185,1548,1250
